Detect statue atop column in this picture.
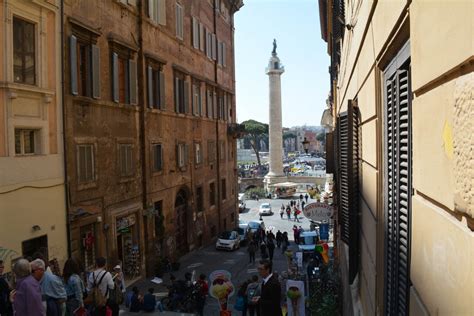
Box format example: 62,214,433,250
272,39,277,55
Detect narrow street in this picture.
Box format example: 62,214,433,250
122,196,316,315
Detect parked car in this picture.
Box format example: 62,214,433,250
298,230,319,260
238,223,249,244
247,221,261,234
215,231,241,251
259,203,273,216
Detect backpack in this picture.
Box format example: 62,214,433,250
246,283,260,305
108,285,124,305
234,295,245,311
84,271,109,307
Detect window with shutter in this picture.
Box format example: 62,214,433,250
77,144,95,183
152,143,163,172
13,17,36,85
211,34,217,60
147,61,165,109
174,72,186,113
195,142,202,165
91,45,100,99
222,42,226,67
192,17,199,49
217,40,222,65
128,59,137,105
337,100,360,284
192,80,201,116
177,143,187,170
383,42,411,316
112,53,119,102
199,23,205,51
119,144,134,177
175,3,183,39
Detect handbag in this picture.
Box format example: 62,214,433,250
105,306,112,316
234,295,245,311
73,306,87,316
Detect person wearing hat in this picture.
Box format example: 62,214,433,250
108,264,126,316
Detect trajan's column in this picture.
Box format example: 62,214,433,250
265,39,285,186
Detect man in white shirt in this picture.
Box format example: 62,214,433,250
87,257,114,316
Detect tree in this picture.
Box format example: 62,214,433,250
241,119,269,166
316,132,326,143
283,131,297,152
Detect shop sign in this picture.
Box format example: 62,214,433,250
116,215,136,233
303,202,333,221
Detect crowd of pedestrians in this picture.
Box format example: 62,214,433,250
0,255,129,316
278,193,309,222
245,222,291,265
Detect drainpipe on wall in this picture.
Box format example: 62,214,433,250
60,0,72,258
213,1,222,233
136,0,147,276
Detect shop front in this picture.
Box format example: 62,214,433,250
116,214,140,278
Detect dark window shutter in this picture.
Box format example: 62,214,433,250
199,23,205,51
147,66,153,108
70,35,78,95
112,53,119,103
337,100,360,284
184,81,190,114
222,42,226,66
159,71,165,110
384,55,412,316
129,59,137,105
91,45,100,99
174,77,179,112
326,132,335,173
212,34,217,60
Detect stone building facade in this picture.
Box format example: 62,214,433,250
319,0,473,315
64,0,243,277
0,0,68,273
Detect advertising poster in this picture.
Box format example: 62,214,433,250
286,279,305,316
209,270,235,315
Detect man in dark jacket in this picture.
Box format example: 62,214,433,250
257,260,282,316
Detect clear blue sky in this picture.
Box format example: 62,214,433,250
234,0,329,128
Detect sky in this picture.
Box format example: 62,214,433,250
234,0,329,128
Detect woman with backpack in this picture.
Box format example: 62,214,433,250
63,258,85,316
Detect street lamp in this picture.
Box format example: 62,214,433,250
302,137,310,154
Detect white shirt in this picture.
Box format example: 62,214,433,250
87,269,115,298
262,273,273,285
